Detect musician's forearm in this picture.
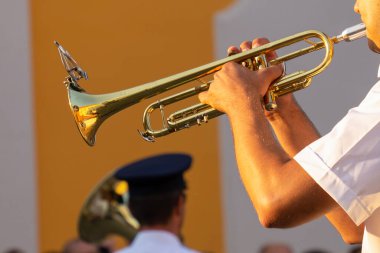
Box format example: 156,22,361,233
326,207,364,244
227,100,334,227
266,97,363,241
266,96,320,156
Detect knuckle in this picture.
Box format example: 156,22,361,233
227,46,240,56
224,62,240,73
240,40,252,49
223,62,234,70
214,71,221,79
198,92,207,103
252,37,270,47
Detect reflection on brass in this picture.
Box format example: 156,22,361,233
78,171,139,243
55,24,366,146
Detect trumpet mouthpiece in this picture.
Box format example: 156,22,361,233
335,23,366,43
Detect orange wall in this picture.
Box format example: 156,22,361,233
31,1,231,252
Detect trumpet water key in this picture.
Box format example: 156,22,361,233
56,23,366,146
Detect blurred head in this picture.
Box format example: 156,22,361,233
259,243,293,253
62,239,110,253
129,190,186,227
4,249,24,253
115,153,192,235
354,0,380,53
303,250,330,253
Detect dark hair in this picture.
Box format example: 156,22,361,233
129,190,183,226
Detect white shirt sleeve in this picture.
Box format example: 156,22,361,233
294,80,380,225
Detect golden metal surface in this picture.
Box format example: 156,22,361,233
78,171,139,243
56,24,366,146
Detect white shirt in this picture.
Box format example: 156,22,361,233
116,230,200,253
294,65,380,253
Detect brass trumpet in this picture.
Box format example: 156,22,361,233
56,23,366,146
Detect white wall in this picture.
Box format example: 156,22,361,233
215,0,379,252
0,1,37,252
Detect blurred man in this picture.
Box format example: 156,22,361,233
114,153,200,253
259,243,293,253
303,250,331,253
3,249,24,253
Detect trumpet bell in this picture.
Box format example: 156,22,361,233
66,81,105,146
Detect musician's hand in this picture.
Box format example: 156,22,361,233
198,38,283,116
198,60,282,116
228,38,296,118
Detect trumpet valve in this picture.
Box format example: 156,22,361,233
196,115,209,126
263,90,278,111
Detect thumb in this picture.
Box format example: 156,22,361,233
198,91,209,104
259,64,283,83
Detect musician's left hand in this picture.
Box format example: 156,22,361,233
198,39,283,116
